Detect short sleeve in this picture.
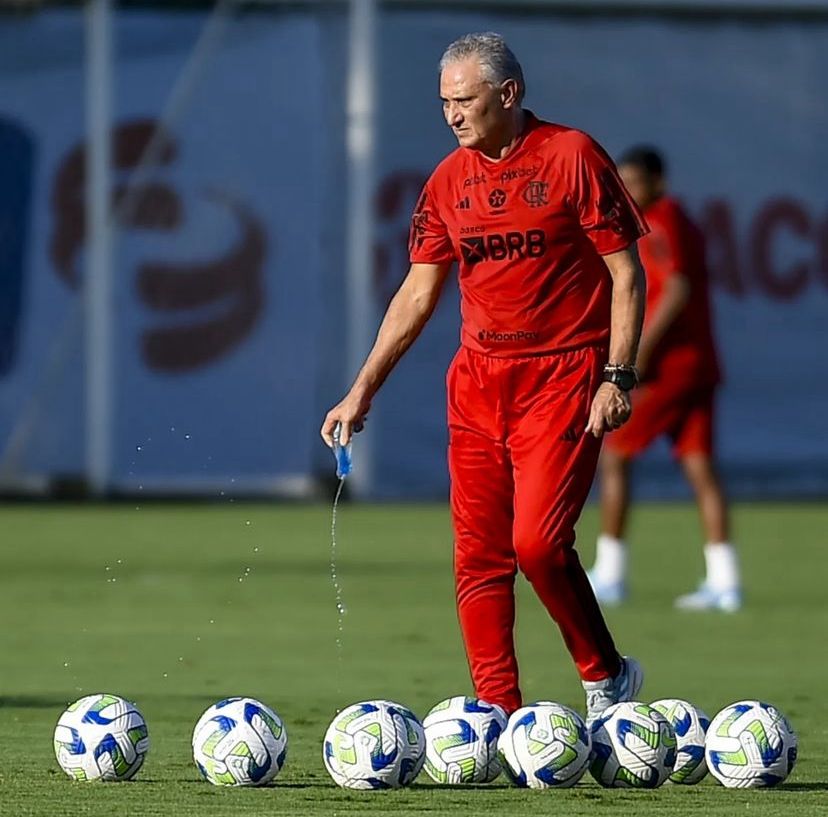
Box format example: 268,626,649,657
408,182,455,264
568,134,648,255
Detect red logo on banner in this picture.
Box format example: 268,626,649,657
50,119,266,371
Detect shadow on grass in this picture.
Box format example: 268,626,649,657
0,693,232,710
0,696,76,709
132,780,322,789
768,782,828,793
411,784,515,792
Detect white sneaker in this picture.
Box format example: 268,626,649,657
586,570,627,606
582,656,644,725
674,583,742,613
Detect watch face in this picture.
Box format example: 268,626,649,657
604,369,637,390
619,371,636,390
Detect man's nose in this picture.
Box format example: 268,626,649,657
445,103,463,126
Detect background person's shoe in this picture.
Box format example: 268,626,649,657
674,583,742,612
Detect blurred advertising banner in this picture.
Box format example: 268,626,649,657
1,6,826,498
0,10,326,494
368,9,828,498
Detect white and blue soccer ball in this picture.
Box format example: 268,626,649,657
53,693,149,782
651,698,710,784
422,696,507,784
590,701,676,788
192,697,288,786
323,700,425,789
705,700,797,788
497,702,591,788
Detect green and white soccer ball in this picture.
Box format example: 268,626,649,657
422,696,507,784
323,700,425,789
651,698,710,784
705,700,797,788
192,697,288,786
54,693,149,782
498,702,591,788
589,701,676,788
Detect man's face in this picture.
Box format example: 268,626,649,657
619,163,661,209
439,57,510,151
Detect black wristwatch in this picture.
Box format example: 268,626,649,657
602,364,639,392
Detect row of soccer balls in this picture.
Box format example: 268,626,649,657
54,693,797,790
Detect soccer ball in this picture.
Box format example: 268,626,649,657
53,693,149,782
705,700,797,788
323,700,425,789
498,702,591,788
422,696,507,784
192,697,287,786
651,698,710,784
590,701,676,788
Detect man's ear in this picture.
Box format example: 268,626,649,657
500,78,520,110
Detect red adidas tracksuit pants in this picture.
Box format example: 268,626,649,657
447,344,621,714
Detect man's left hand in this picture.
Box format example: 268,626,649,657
585,382,632,438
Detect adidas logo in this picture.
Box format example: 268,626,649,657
560,428,579,442
455,196,470,210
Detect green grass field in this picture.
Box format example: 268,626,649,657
0,500,825,816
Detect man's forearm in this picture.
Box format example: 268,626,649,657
605,248,646,366
351,275,442,399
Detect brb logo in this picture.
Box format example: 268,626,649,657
50,119,266,372
460,229,547,265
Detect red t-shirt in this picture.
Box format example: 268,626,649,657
639,196,721,385
408,113,647,356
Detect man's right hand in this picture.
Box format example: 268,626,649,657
321,391,371,448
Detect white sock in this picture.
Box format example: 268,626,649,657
593,534,627,585
704,542,740,592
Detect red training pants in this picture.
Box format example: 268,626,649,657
447,345,620,714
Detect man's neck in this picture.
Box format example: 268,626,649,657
479,109,526,161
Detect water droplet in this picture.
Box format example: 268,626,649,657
220,491,225,496
196,636,201,642
178,657,184,662
170,426,176,432
253,547,259,553
116,559,122,565
245,521,251,526
63,662,70,668
162,673,168,678
209,619,214,624
111,578,117,583
105,566,110,571
184,434,191,440
136,445,142,452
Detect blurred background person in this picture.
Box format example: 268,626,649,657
587,146,741,612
